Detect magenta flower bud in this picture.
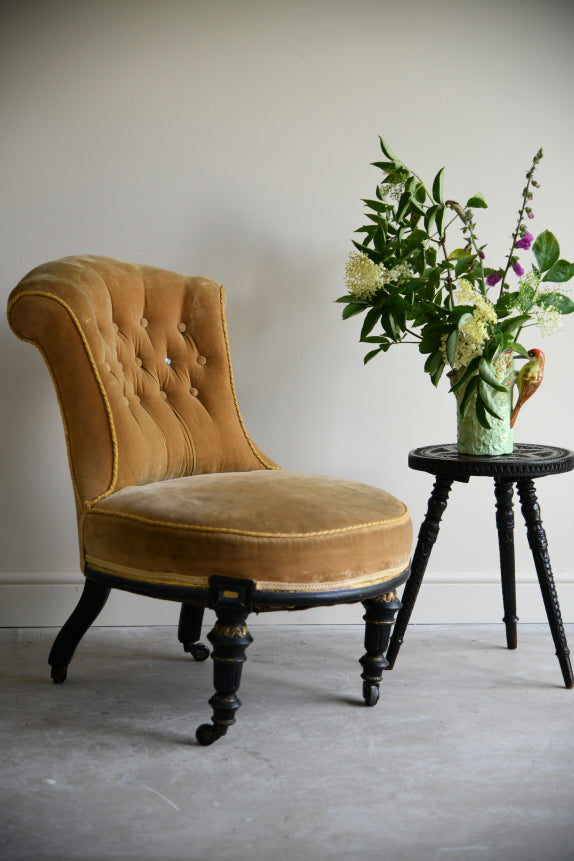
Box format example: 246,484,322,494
512,261,524,276
527,211,534,219
515,232,533,250
486,272,502,286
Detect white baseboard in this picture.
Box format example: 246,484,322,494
0,571,573,626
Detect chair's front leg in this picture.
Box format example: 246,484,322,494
196,607,253,745
360,591,402,706
48,578,111,683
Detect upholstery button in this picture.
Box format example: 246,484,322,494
135,357,143,367
140,318,148,328
177,323,186,333
113,323,119,333
133,395,140,403
160,390,167,400
190,387,198,397
197,355,207,365
104,362,111,372
165,357,172,365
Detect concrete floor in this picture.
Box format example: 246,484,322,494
1,623,573,861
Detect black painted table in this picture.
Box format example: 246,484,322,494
386,443,574,687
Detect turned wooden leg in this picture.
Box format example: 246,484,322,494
48,578,111,683
360,591,402,706
178,604,209,661
196,607,253,745
516,478,574,689
494,478,518,650
386,474,454,669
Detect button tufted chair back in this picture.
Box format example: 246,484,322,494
8,255,276,508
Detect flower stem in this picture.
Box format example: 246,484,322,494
498,149,542,299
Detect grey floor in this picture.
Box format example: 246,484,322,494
1,624,573,861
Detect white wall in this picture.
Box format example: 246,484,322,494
1,0,573,626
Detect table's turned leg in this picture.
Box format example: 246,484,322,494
494,478,518,650
516,477,574,689
386,474,453,670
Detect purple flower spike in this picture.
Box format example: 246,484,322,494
512,261,525,276
516,231,533,250
486,272,502,286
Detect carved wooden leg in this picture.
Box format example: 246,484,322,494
360,591,402,706
196,607,253,745
494,478,518,649
517,478,574,688
178,604,209,661
386,474,454,669
48,578,111,683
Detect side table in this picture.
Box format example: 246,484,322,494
386,443,574,688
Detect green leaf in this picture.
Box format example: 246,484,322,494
435,206,447,236
499,313,530,334
454,255,475,278
432,167,445,204
494,292,520,316
360,307,382,340
431,360,445,387
542,259,574,284
457,312,473,330
537,292,574,314
364,348,382,365
506,341,530,358
342,303,367,320
466,193,488,209
478,380,504,418
475,396,493,429
460,375,479,418
478,358,508,392
379,137,401,163
445,329,458,366
396,191,412,222
532,230,560,273
424,204,439,234
424,350,443,376
450,357,480,393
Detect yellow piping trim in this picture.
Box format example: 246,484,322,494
84,555,408,593
86,503,409,539
7,290,119,509
218,285,280,470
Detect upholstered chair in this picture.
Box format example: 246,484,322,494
8,255,412,744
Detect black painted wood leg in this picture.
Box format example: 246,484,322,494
178,604,209,661
386,474,454,669
516,477,574,688
48,578,111,683
494,478,518,650
196,608,253,745
360,591,402,706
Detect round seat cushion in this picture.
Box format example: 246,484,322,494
83,469,412,594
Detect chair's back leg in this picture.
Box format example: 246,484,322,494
178,604,209,661
48,578,111,683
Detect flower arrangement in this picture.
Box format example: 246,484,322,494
338,138,574,430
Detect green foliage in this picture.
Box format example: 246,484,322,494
339,137,574,423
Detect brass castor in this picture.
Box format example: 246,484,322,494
184,642,210,662
196,723,228,746
362,682,379,707
51,665,68,684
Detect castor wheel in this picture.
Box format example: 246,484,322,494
362,682,379,707
196,723,227,746
51,665,68,684
184,642,210,661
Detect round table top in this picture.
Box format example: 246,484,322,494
408,443,574,479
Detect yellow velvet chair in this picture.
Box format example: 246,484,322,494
7,255,412,744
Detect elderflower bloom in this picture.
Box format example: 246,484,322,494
344,252,413,300
536,307,562,337
444,280,498,369
344,251,383,300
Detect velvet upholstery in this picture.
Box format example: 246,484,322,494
8,255,412,743
8,255,412,596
